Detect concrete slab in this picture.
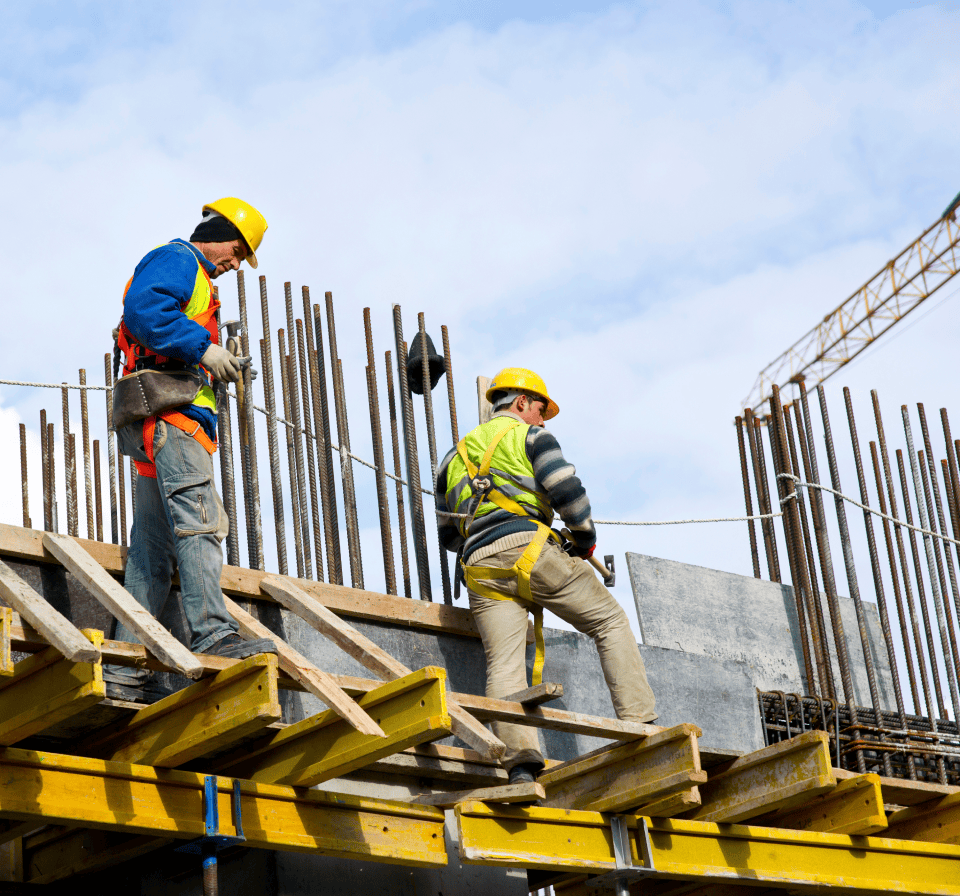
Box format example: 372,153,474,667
627,552,896,709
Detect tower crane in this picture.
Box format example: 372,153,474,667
743,190,960,414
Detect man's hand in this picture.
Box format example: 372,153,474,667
201,344,243,383
571,543,596,560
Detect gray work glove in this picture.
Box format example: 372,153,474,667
201,344,243,383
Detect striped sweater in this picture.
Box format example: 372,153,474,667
435,411,596,562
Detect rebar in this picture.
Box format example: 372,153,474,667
441,325,459,444
844,388,907,733
217,386,241,568
69,434,79,539
279,331,305,579
296,318,325,581
61,384,76,536
130,459,138,521
259,277,288,575
364,309,397,595
902,407,960,722
19,424,30,529
47,421,59,534
40,411,48,530
79,369,94,539
745,409,780,582
385,350,412,598
118,444,127,547
103,354,118,545
393,307,432,601
237,271,264,570
942,409,960,575
93,439,103,542
311,301,343,585
735,416,761,578
418,313,452,604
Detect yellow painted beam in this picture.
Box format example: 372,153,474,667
687,730,835,823
762,773,887,836
0,607,13,676
455,802,960,893
215,666,453,787
887,791,960,845
539,723,705,813
0,631,104,745
634,786,701,818
79,654,281,767
0,747,447,867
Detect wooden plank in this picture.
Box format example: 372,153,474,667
0,837,21,884
687,730,835,823
368,752,508,785
259,576,506,760
41,534,203,679
835,766,960,807
222,594,385,738
0,631,105,745
0,746,447,867
634,786,701,818
216,667,453,786
539,723,705,813
886,790,960,844
761,773,888,836
0,559,98,663
0,609,11,677
411,781,544,807
501,682,563,705
79,654,281,767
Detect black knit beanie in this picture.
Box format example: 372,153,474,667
190,211,245,244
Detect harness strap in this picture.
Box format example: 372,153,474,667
134,411,217,479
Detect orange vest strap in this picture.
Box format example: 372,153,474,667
134,461,157,478
159,410,217,455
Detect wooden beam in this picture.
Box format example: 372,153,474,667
686,730,835,824
761,774,887,836
0,609,11,677
886,791,960,845
216,667,453,786
411,781,544,807
834,766,960,807
0,632,104,745
0,559,98,663
0,746,447,867
24,827,166,885
259,576,505,760
634,786,701,818
79,654,281,767
501,682,563,705
222,594,384,738
368,751,508,786
41,534,203,679
539,723,704,813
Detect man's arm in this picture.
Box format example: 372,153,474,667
526,428,596,555
435,447,464,553
123,244,213,364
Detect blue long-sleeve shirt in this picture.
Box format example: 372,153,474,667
123,239,218,441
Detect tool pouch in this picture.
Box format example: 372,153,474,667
112,369,203,430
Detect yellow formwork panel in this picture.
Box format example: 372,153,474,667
455,802,960,894
0,747,447,867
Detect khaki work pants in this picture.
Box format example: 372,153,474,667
468,538,657,769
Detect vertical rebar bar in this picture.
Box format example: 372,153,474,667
47,421,59,534
61,385,76,536
19,424,30,529
844,388,907,731
40,411,50,531
103,354,118,545
736,416,761,579
386,350,412,598
79,370,94,539
130,459,138,522
279,334,305,578
118,447,127,547
902,406,960,721
364,309,397,595
896,448,947,720
93,439,103,542
943,409,960,573
393,307,432,601
302,287,332,580
441,325,459,444
237,270,264,570
69,434,79,540
745,409,780,582
418,314,452,604
296,318,325,582
217,386,240,568
259,277,288,576
312,301,343,584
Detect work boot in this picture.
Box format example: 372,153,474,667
202,633,278,659
507,762,544,785
104,675,174,705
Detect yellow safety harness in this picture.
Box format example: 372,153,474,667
456,420,559,686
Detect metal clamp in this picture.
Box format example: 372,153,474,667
586,816,656,893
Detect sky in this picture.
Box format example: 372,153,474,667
1,0,959,668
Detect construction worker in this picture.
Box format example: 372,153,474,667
103,198,276,703
436,368,657,783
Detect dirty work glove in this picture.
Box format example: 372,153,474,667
571,543,596,560
201,344,243,383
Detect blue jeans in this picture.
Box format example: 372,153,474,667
105,418,237,685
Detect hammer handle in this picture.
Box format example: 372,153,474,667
560,528,613,580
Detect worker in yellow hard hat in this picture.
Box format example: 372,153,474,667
435,367,657,783
103,198,275,704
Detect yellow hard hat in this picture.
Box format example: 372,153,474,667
486,367,559,420
203,197,268,269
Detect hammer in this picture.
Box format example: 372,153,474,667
560,528,616,587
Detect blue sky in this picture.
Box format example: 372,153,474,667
1,0,959,648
